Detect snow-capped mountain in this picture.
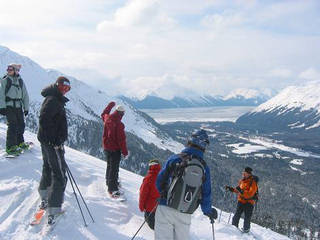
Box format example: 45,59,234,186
0,45,184,174
120,88,274,109
237,81,320,131
0,125,290,240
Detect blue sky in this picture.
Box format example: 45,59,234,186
0,0,320,99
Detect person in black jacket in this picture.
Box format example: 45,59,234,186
37,76,71,224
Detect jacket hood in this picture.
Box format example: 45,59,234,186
41,84,69,103
109,110,123,121
148,164,161,175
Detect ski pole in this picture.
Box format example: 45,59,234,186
66,166,88,227
131,203,158,240
211,218,215,240
66,164,95,223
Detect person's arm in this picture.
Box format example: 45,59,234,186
139,177,151,212
117,122,128,156
200,166,212,215
21,79,29,112
0,77,7,109
101,102,115,121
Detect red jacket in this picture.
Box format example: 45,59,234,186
101,102,128,156
139,164,161,212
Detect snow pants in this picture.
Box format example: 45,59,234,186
232,202,254,231
6,106,25,149
145,211,155,230
38,144,67,215
155,205,191,240
105,150,121,192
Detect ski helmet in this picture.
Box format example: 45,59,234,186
188,129,210,151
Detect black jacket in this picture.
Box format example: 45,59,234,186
37,84,69,145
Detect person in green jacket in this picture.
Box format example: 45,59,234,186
0,63,29,155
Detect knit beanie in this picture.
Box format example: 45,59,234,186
56,76,70,86
244,167,253,174
149,159,160,166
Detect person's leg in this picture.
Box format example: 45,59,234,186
108,150,121,192
243,203,254,231
15,107,25,145
5,107,18,149
46,145,67,215
232,202,244,228
145,211,156,230
154,205,174,240
173,210,191,240
105,150,111,186
38,144,52,201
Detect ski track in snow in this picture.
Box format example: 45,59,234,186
0,124,289,240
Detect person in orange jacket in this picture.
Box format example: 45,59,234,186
225,167,258,233
139,159,161,230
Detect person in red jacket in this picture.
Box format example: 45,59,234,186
139,159,161,230
225,167,258,233
101,101,128,198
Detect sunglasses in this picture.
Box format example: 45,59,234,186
7,68,14,72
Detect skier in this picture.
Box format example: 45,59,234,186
155,129,217,240
139,159,161,230
37,76,71,224
0,63,29,155
225,166,258,233
101,101,128,199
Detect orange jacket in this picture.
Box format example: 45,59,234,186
234,176,258,205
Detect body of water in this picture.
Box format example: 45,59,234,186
141,106,255,124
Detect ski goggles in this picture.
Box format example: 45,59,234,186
7,67,14,72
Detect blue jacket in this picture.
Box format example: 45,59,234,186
156,147,212,215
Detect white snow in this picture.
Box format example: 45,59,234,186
228,143,268,154
0,124,289,240
290,159,303,165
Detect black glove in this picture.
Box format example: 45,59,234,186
205,208,218,223
225,186,234,192
236,186,244,194
0,108,6,116
24,111,28,116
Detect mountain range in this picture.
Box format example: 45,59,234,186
120,88,275,109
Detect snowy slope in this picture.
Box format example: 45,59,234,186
0,45,183,153
0,124,289,240
237,81,320,131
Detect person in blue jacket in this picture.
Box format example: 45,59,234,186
154,129,217,240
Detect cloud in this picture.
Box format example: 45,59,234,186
0,0,320,98
299,68,320,80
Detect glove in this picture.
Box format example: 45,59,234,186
236,186,244,194
0,108,6,116
205,207,218,222
225,186,234,192
122,149,128,157
24,111,28,116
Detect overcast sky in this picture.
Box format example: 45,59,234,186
1,0,320,99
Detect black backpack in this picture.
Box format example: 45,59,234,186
250,175,259,201
166,153,207,214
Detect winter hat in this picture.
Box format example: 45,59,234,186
115,105,125,112
244,167,253,174
188,129,210,151
56,76,70,86
149,159,160,166
9,63,22,71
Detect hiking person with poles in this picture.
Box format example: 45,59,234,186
37,76,71,225
155,129,217,240
139,159,161,230
0,63,29,155
225,166,259,233
101,101,128,200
